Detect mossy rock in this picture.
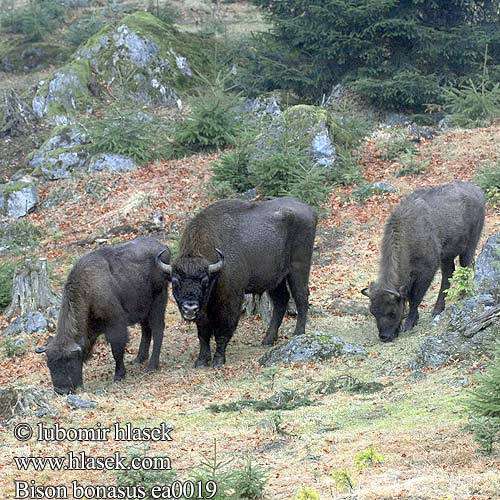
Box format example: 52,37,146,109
29,126,89,180
75,12,209,105
259,330,367,366
32,59,93,125
0,177,38,218
251,104,336,167
0,39,71,72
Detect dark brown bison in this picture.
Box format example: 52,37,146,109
156,198,317,367
362,181,485,342
35,237,170,394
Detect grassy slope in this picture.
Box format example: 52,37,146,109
2,125,500,499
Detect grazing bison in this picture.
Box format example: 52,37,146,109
35,237,170,394
156,198,317,367
362,181,485,342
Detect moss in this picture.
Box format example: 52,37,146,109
1,182,30,195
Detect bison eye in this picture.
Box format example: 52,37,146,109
171,277,180,287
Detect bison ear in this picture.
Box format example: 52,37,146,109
361,287,370,298
399,284,408,299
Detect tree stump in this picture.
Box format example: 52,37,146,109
6,258,59,319
242,291,296,327
0,89,37,137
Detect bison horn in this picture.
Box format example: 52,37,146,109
156,249,172,275
35,345,47,354
383,289,401,299
208,248,224,274
361,287,370,298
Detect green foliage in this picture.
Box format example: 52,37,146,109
115,446,177,498
294,487,321,500
444,266,474,302
65,15,106,48
395,153,428,177
378,134,417,161
211,149,253,193
0,261,16,312
331,468,355,493
1,336,26,359
232,458,267,499
246,0,500,111
146,0,180,25
354,444,384,468
350,183,393,203
86,110,175,164
468,348,500,453
1,0,64,42
474,161,500,205
0,220,43,250
175,91,242,152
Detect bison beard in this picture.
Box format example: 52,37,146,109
362,181,485,342
35,237,171,394
158,197,318,367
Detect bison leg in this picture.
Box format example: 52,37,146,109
211,301,241,368
135,321,152,364
146,291,167,372
262,279,290,346
213,334,230,368
433,258,455,317
108,328,128,382
403,273,433,331
195,325,212,368
287,269,310,336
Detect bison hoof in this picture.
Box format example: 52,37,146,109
145,364,158,372
113,374,125,382
134,355,148,364
194,358,210,368
261,337,275,346
211,357,225,368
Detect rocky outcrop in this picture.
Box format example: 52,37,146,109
0,177,38,218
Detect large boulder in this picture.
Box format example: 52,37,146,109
413,234,500,369
0,177,39,218
259,330,366,366
87,153,137,173
29,126,89,180
251,105,336,168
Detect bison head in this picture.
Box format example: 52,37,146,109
362,284,406,342
35,339,83,395
156,249,224,321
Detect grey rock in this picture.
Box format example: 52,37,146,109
87,153,137,173
311,130,336,167
370,181,397,193
67,395,97,410
241,94,282,117
0,385,55,421
474,234,500,297
0,178,38,218
29,126,89,180
383,112,412,128
259,331,367,366
3,312,48,336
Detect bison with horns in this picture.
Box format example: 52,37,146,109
362,181,485,342
157,198,318,367
36,237,170,394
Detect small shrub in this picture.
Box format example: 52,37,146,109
442,79,500,127
232,458,267,499
331,468,355,493
378,134,417,161
294,487,320,500
115,446,177,496
0,261,16,311
354,444,384,468
1,0,64,42
146,1,180,24
211,149,253,193
175,91,242,151
327,152,364,186
286,166,331,209
468,348,500,453
64,15,106,48
87,110,175,164
0,220,43,250
444,266,474,302
395,153,428,177
474,162,500,205
1,336,26,359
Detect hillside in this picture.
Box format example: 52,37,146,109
1,121,500,499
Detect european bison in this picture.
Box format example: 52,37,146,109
362,181,485,342
156,198,317,367
36,237,170,394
